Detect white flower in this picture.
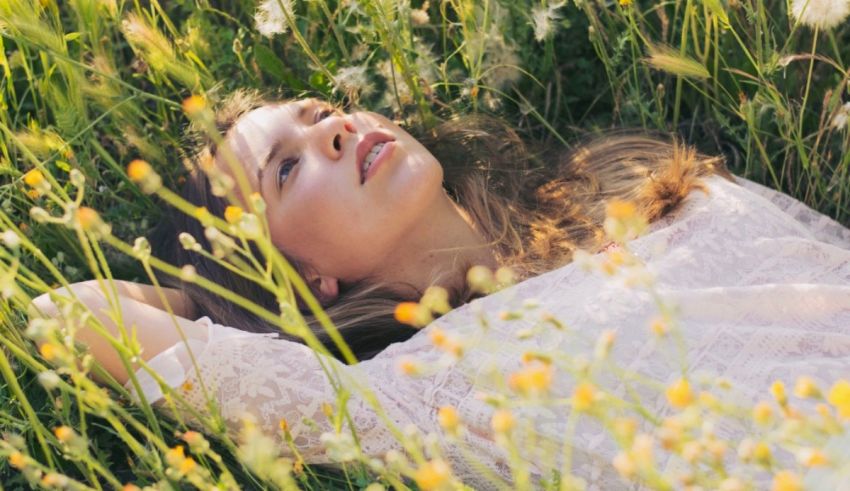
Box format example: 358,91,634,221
531,1,566,42
791,0,850,29
1,230,21,249
410,8,429,26
254,0,293,38
831,101,850,130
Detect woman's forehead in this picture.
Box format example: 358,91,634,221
225,101,306,170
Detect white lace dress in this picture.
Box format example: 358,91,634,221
130,176,850,489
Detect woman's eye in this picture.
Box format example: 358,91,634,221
315,108,336,123
277,158,298,189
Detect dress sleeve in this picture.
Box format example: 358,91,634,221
126,317,393,463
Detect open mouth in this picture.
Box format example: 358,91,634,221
357,132,395,184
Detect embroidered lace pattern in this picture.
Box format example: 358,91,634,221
130,176,850,489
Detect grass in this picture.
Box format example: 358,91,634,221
0,0,849,489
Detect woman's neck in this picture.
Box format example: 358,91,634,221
373,190,498,297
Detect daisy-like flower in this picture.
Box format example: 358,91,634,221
531,1,566,42
790,0,850,29
254,0,293,38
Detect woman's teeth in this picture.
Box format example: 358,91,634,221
361,142,386,178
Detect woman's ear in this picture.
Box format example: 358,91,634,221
306,273,339,305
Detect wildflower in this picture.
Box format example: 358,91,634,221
181,95,206,116
612,452,637,479
40,343,59,361
790,0,850,29
771,470,802,491
530,1,566,42
41,473,70,488
827,379,850,418
69,168,85,188
254,0,292,37
394,302,433,327
123,485,141,491
467,265,496,293
333,65,374,100
23,169,48,190
413,459,451,490
491,409,515,433
508,362,553,396
752,401,774,425
831,102,850,130
182,431,209,453
53,426,75,443
397,357,421,376
127,159,161,194
649,316,668,336
770,380,788,406
8,451,25,469
132,237,151,262
180,265,197,281
320,432,359,462
753,441,772,465
77,207,109,236
607,200,637,221
27,189,41,199
438,406,461,435
224,205,243,224
38,370,61,390
181,380,193,392
410,8,429,25
572,382,597,411
178,232,201,251
794,376,821,399
613,417,638,445
666,378,694,409
619,0,633,5
594,329,616,359
1,230,21,249
796,447,829,466
420,286,451,315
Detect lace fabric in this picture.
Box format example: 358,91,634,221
128,176,850,489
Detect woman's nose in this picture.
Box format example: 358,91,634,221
316,116,357,161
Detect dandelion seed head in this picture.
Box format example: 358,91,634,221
831,101,850,130
254,0,292,37
791,0,850,29
531,1,566,42
333,65,374,100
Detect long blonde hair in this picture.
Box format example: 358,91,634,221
150,91,729,361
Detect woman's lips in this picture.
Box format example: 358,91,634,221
363,141,395,183
356,131,395,183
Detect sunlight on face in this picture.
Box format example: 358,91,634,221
219,99,445,284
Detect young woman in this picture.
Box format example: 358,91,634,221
31,92,850,487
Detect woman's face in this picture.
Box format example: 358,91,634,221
220,98,445,288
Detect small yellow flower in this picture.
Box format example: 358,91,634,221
508,362,554,396
278,419,289,433
165,445,185,467
606,200,637,221
612,417,637,445
827,379,850,418
126,159,152,182
771,470,802,491
40,343,57,361
395,302,433,327
224,205,243,224
194,206,212,225
649,316,669,336
53,425,74,443
438,406,461,434
666,378,694,409
491,409,515,434
23,169,45,188
413,459,450,490
398,358,420,376
572,382,597,411
770,380,787,406
612,452,636,479
619,0,633,6
752,401,774,425
122,485,141,491
181,380,193,392
754,441,772,465
179,456,196,474
77,207,101,232
794,376,821,399
8,451,25,469
182,95,207,116
797,447,829,467
26,189,41,199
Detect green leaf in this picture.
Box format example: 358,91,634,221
253,44,287,84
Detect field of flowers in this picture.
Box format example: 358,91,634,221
1,0,849,489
